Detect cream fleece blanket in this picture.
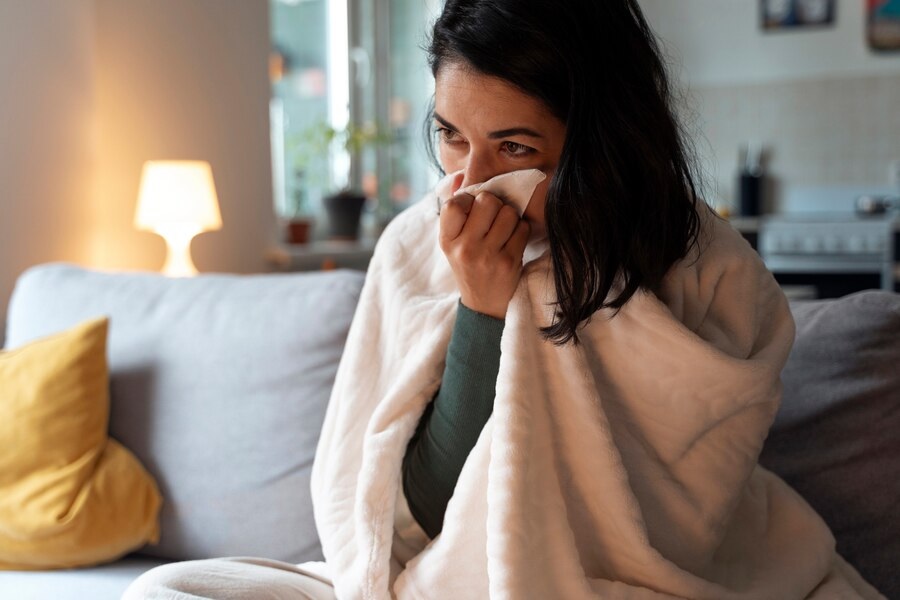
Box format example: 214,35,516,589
310,195,883,599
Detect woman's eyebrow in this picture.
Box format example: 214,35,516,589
487,127,543,140
433,113,459,131
434,112,544,139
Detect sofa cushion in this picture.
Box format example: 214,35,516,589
759,290,900,598
4,264,366,564
0,555,170,600
0,317,161,569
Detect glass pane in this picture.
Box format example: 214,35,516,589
388,0,441,213
270,0,332,225
350,0,379,224
271,0,440,240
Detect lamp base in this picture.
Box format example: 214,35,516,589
158,228,200,277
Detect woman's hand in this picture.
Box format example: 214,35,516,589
439,188,531,320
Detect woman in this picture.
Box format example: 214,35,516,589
126,0,883,598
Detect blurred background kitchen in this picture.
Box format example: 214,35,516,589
642,0,900,298
269,0,900,294
1,0,899,340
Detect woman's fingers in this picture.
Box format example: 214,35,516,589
437,189,531,320
459,192,503,240
450,171,465,196
441,191,503,246
484,204,522,250
439,193,475,247
503,218,531,259
441,190,526,253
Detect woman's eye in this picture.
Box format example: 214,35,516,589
437,127,465,145
501,141,535,157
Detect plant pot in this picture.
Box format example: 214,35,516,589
323,190,367,240
285,218,313,245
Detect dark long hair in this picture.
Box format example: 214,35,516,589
426,0,704,345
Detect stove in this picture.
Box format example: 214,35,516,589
741,214,899,297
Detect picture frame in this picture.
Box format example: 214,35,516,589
761,0,836,31
868,0,900,51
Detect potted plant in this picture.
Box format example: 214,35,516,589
283,168,314,244
290,120,391,241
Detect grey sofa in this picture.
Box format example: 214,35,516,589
0,263,897,599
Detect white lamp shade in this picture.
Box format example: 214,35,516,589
134,161,222,234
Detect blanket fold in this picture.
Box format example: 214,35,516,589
311,194,882,599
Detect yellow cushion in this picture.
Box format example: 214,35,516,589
0,317,162,570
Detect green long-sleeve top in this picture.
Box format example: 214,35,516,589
401,301,504,539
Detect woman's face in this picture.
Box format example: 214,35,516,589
434,63,567,238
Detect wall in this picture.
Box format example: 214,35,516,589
0,0,96,344
686,73,900,212
90,0,275,272
640,0,900,86
1,0,275,344
639,0,900,212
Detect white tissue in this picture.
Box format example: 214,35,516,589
435,169,546,217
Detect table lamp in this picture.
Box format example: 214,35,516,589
134,161,222,277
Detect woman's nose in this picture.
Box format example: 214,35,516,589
460,157,500,189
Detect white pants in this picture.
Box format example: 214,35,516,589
122,557,336,600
